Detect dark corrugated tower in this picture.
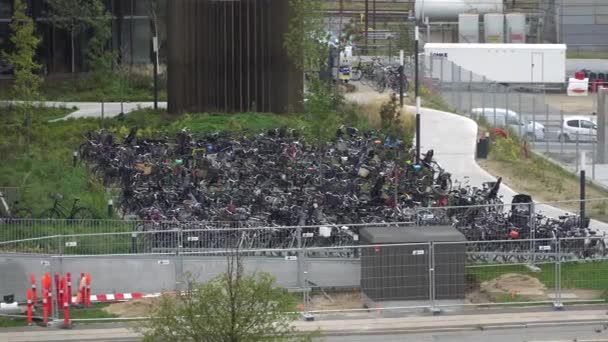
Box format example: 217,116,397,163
167,0,302,114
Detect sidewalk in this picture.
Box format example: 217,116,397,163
1,100,167,120
1,309,608,341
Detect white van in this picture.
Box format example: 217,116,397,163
471,108,545,141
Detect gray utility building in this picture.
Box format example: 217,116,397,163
359,226,466,303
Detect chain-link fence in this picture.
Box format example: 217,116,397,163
420,54,604,177
5,235,608,318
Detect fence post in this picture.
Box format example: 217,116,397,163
505,87,509,123
297,226,303,288
428,241,439,314
593,138,596,180
481,77,486,114
440,57,444,88
545,104,550,153
553,236,563,310
50,257,58,322
519,92,523,139
529,202,536,266
493,83,497,126
560,110,564,156
175,227,184,292
576,132,580,173
457,65,462,113
469,71,473,116
532,97,537,146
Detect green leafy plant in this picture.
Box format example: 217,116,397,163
141,252,316,342
284,0,329,74
3,0,41,101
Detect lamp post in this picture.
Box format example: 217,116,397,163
415,25,421,164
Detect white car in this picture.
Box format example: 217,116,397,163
558,116,597,142
471,108,545,141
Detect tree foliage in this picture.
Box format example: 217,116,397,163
142,253,316,342
3,0,41,101
84,0,114,78
48,0,114,75
284,0,329,73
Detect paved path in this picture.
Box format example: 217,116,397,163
417,106,608,231
1,309,608,341
1,101,167,120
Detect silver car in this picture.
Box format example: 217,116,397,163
471,108,546,141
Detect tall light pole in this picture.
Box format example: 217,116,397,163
415,25,421,164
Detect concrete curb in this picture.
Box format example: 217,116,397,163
2,310,608,340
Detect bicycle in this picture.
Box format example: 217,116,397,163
39,193,97,220
0,191,33,221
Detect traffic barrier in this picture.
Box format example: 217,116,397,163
84,273,91,307
41,273,52,319
62,278,70,329
66,273,72,305
41,287,48,326
26,289,33,326
54,273,62,307
29,274,37,306
75,274,86,305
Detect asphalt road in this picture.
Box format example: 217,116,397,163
46,324,608,342
324,324,608,342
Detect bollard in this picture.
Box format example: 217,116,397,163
41,273,52,318
107,199,114,217
42,288,48,326
54,274,61,307
67,273,72,305
72,151,78,167
26,289,33,326
30,274,37,306
62,279,71,329
85,273,91,307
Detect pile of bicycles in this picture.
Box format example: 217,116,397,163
77,127,601,258
80,127,452,226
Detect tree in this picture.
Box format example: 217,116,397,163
84,0,114,79
283,0,329,75
3,0,41,101
142,252,316,342
47,0,89,73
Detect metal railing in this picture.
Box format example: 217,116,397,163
4,235,608,316
417,55,604,180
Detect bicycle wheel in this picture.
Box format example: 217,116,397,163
71,207,97,220
11,208,33,219
39,209,62,219
350,67,363,81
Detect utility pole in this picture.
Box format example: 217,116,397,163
580,152,586,227
153,36,159,110
415,26,421,164
364,0,369,53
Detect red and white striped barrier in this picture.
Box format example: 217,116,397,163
71,292,162,303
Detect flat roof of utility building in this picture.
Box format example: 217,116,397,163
359,226,466,244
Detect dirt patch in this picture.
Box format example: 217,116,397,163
481,273,547,301
309,291,362,311
103,298,158,318
544,93,595,113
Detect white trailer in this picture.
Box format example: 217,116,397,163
424,43,567,85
